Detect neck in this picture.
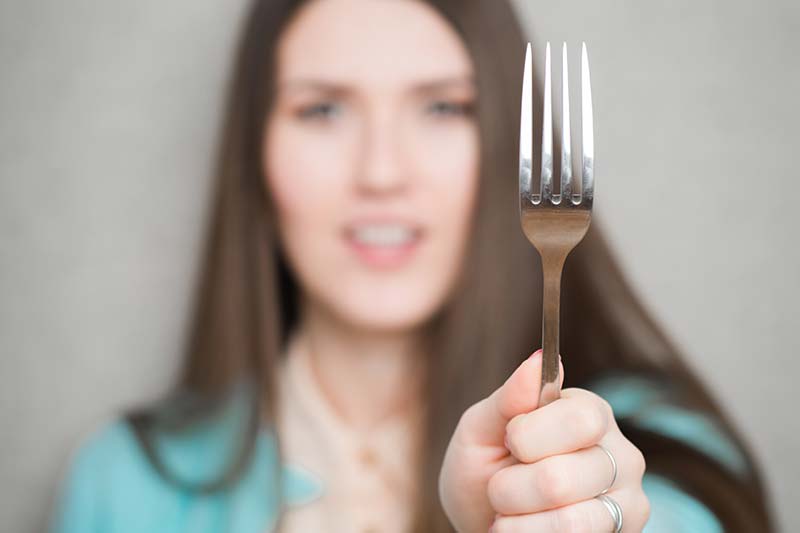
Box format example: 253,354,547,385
295,297,426,432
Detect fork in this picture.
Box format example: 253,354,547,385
519,41,594,408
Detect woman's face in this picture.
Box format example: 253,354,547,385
264,0,479,333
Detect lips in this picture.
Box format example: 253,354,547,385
347,224,420,246
343,220,424,269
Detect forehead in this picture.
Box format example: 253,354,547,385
276,0,474,91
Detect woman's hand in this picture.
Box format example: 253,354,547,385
439,349,650,532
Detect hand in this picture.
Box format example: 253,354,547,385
439,349,651,532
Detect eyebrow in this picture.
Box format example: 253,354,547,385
277,75,476,95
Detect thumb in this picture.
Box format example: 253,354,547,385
458,349,565,448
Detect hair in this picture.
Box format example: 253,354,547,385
125,0,776,531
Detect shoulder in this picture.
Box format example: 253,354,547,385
56,417,150,495
586,372,750,477
642,473,723,533
68,417,147,472
48,412,284,533
48,417,156,533
586,373,746,532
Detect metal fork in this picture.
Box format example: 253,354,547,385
519,41,594,408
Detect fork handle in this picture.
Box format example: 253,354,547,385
539,255,566,408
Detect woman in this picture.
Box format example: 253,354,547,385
49,0,775,532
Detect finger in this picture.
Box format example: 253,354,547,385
487,441,625,514
490,489,644,533
504,387,609,463
456,349,565,448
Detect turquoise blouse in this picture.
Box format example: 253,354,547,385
49,374,748,533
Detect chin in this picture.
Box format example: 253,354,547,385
344,309,429,334
329,285,445,334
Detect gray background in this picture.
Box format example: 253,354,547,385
0,1,797,531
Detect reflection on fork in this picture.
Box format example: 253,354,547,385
518,41,594,408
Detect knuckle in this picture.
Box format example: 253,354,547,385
550,504,592,533
597,395,614,418
453,403,481,447
455,403,475,434
618,436,647,479
567,400,607,444
535,460,573,507
490,517,517,533
459,399,482,425
505,416,531,460
486,468,514,514
631,444,647,478
641,491,652,522
577,389,616,425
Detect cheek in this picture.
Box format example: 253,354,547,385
414,122,480,239
417,125,479,184
264,112,357,241
262,116,353,289
264,118,350,223
405,121,480,309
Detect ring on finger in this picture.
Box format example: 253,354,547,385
595,442,617,496
595,493,624,533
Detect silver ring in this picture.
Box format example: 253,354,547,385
595,493,624,533
595,443,617,495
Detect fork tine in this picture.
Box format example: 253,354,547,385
540,42,553,204
560,42,572,205
519,42,533,201
581,42,594,203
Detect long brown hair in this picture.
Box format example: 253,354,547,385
126,0,776,531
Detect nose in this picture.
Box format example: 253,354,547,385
354,110,408,195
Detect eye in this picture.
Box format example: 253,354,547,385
295,101,341,121
426,99,475,118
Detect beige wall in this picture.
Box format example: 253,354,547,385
1,1,796,531
513,0,799,529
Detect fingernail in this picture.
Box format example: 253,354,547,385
529,348,543,361
503,433,510,450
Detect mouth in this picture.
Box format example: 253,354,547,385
343,221,424,269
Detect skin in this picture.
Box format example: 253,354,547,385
262,0,650,531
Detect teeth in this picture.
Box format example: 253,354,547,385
351,225,417,246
